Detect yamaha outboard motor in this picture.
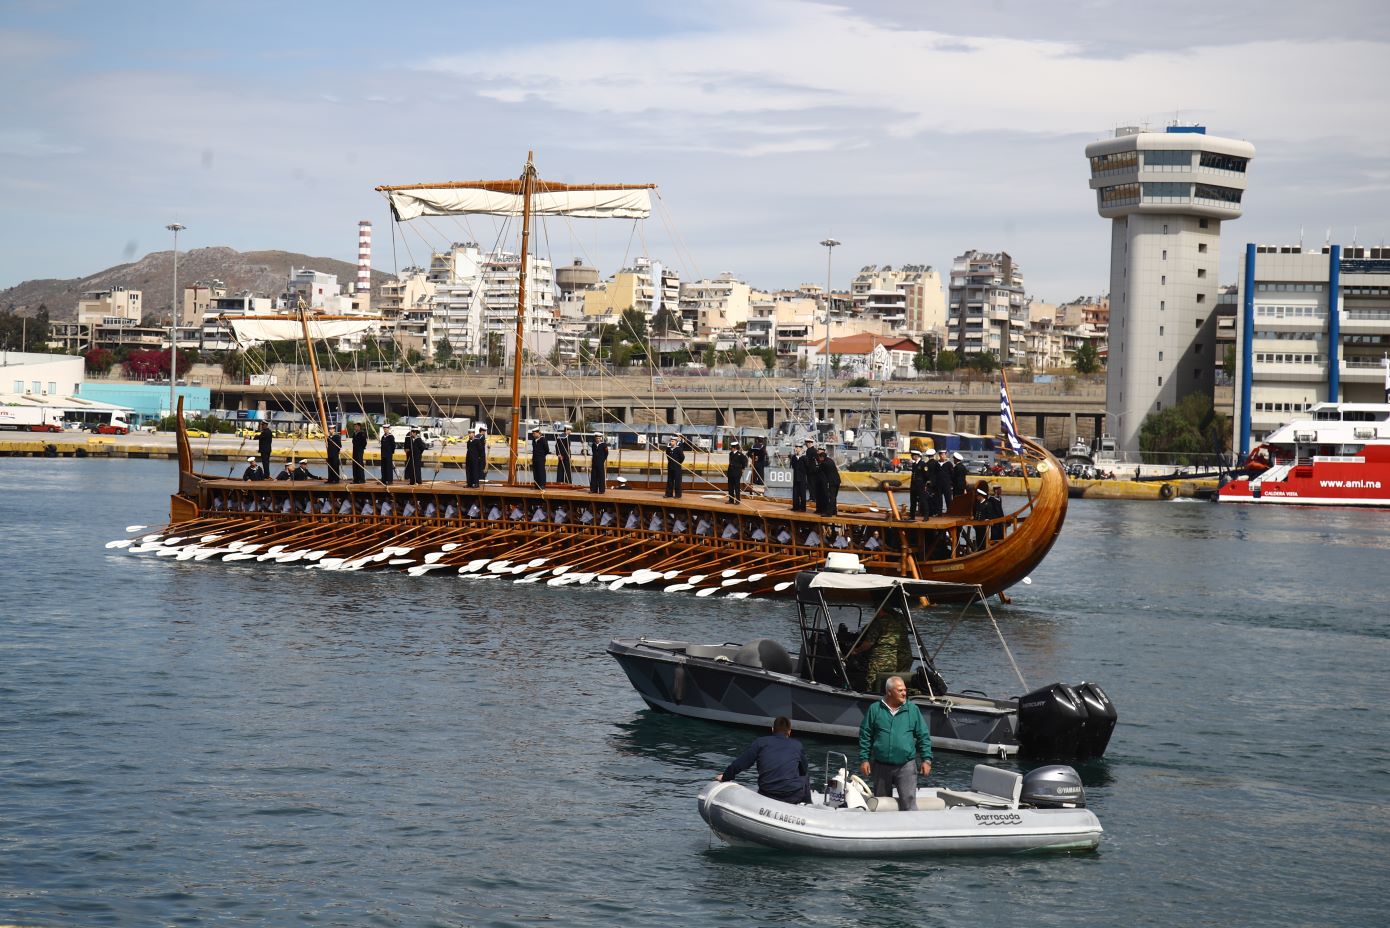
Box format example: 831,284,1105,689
1017,683,1089,759
1074,682,1117,758
733,638,795,675
1021,765,1087,808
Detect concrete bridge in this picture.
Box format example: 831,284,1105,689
166,367,1110,449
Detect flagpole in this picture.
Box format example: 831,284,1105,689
1000,368,1032,502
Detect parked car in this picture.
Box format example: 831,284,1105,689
95,423,129,435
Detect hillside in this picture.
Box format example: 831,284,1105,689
0,247,393,321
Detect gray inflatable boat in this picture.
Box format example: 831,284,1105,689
697,762,1102,856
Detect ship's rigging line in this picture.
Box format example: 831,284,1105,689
225,174,867,500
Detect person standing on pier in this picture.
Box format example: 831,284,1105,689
326,430,342,483
351,423,367,484
790,441,808,512
663,435,685,498
257,421,274,475
556,426,573,483
726,440,748,504
531,427,549,489
589,433,609,493
379,428,396,485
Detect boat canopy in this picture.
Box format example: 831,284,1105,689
796,571,982,600
383,187,653,221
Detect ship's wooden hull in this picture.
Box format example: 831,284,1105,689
155,426,1068,598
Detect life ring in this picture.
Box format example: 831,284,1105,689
1159,483,1175,500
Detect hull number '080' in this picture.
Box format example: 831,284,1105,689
974,812,1024,826
759,808,806,827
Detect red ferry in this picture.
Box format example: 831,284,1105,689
1219,402,1390,507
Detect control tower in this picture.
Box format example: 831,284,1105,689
1085,125,1254,453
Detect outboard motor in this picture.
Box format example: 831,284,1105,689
1021,765,1087,808
733,638,795,675
1017,683,1089,759
1074,682,1117,758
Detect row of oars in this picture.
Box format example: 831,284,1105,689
106,519,809,597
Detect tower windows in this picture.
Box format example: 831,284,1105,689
1198,243,1208,253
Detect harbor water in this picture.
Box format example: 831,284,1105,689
2,458,1388,927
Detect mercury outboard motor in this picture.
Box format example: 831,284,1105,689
1021,765,1087,808
1074,682,1117,758
1016,683,1089,759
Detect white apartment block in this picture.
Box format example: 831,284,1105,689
1086,124,1254,452
946,251,1027,363
851,264,944,334
680,273,753,335
1233,244,1390,453
582,257,679,321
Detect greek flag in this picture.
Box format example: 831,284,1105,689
999,378,1023,455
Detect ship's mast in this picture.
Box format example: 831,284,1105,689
297,300,334,447
507,153,537,485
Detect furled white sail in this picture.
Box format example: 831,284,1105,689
386,187,652,221
223,315,381,345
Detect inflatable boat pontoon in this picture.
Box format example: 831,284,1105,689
697,761,1102,856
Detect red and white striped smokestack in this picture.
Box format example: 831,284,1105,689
356,220,372,294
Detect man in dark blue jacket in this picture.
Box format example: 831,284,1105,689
715,716,811,804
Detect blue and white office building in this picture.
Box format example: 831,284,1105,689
1232,245,1390,454
1086,125,1255,453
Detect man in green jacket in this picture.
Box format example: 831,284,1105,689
858,675,933,810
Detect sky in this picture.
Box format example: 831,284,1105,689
2,0,1388,302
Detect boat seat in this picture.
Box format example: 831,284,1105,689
937,764,1022,810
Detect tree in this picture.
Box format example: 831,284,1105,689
936,350,959,374
435,337,453,365
84,347,115,374
913,342,934,373
1138,392,1230,464
651,306,681,337
831,354,843,374
967,351,998,373
124,348,169,379
486,333,505,368
1073,341,1101,375
1222,344,1236,378
702,344,717,368
757,347,777,372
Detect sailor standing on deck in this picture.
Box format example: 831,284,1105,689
401,430,416,485
257,421,275,475
531,427,549,489
555,425,573,483
351,423,368,484
726,440,748,504
663,436,685,498
908,449,929,519
326,430,342,483
379,428,396,485
749,438,768,491
407,430,425,485
789,441,808,512
816,448,841,516
465,426,487,487
589,433,609,493
931,449,953,515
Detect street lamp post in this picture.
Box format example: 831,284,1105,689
819,238,839,422
166,222,186,419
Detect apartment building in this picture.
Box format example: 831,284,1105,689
946,251,1027,364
